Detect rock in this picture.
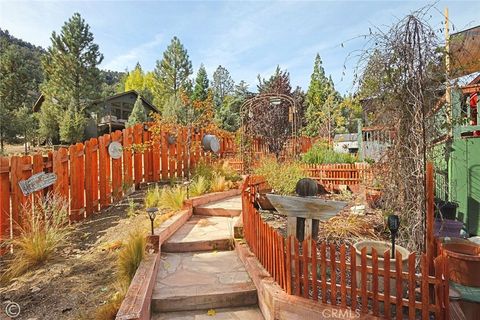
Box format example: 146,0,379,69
350,205,365,215
31,286,41,293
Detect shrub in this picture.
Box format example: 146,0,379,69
193,159,241,184
254,158,305,195
159,186,187,211
190,176,209,197
301,141,357,164
117,230,145,287
210,174,228,193
144,186,161,208
126,199,137,218
1,194,70,281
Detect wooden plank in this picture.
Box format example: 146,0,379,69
321,242,327,303
361,247,368,313
302,238,309,298
152,131,161,182
168,132,176,179
395,251,403,320
384,250,391,319
84,140,93,216
350,245,357,311
133,124,143,187
111,131,123,201
408,252,416,320
330,243,337,305
421,255,429,320
91,139,99,213
372,248,379,316
286,235,292,295
340,244,347,307
123,127,133,187
294,237,301,296
312,239,318,301
280,235,286,291
98,135,110,208
161,130,168,180
53,148,69,200
32,154,44,206
176,128,183,178
143,128,153,182
0,157,10,245
266,194,346,220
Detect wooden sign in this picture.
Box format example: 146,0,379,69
108,141,123,159
266,194,346,220
19,172,57,196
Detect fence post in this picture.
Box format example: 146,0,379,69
0,157,10,246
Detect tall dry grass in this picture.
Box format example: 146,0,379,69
1,194,70,282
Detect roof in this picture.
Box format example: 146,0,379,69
32,90,159,113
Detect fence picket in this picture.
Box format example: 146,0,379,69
294,238,301,296
330,243,337,305
384,250,391,319
340,244,347,307
321,242,327,303
286,236,292,294
395,251,403,320
0,157,10,244
111,131,123,201
421,254,429,319
350,245,357,311
312,239,318,301
361,247,368,313
302,238,309,298
372,248,379,316
408,252,416,320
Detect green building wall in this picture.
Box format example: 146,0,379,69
449,137,480,235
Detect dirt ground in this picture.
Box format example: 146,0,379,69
1,144,54,157
0,189,164,320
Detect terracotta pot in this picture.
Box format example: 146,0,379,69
353,240,410,296
441,241,480,287
365,187,383,209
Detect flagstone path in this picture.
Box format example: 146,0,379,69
152,196,264,319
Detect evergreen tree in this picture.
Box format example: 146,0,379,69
40,12,103,143
59,103,87,143
126,97,147,127
0,39,42,150
192,64,209,102
153,37,192,107
212,65,234,109
304,54,341,137
215,80,250,132
15,106,39,154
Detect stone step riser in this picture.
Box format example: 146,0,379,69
152,290,258,312
193,207,242,217
162,239,234,252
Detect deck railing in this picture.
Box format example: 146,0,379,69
242,175,449,319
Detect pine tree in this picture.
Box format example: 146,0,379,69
192,64,209,102
0,40,42,150
127,97,147,127
15,106,38,154
153,37,192,107
304,54,340,137
40,12,103,143
212,65,234,109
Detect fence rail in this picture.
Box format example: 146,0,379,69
241,176,449,319
0,123,235,245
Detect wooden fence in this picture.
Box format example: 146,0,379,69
0,123,235,244
303,163,372,187
241,176,449,319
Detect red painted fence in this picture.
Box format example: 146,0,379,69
0,124,235,245
242,175,449,319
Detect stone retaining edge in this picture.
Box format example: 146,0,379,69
115,189,241,320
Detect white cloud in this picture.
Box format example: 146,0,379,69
102,33,164,71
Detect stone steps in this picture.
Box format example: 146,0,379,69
162,215,237,253
152,306,264,320
152,251,257,312
193,196,242,217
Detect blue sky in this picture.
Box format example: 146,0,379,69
1,1,479,94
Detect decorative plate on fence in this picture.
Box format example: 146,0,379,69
108,141,123,159
19,172,57,196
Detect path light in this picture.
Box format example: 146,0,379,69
146,207,158,235
387,215,400,258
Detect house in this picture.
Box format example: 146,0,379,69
333,133,358,154
33,90,159,138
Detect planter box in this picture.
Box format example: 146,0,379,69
353,240,410,296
